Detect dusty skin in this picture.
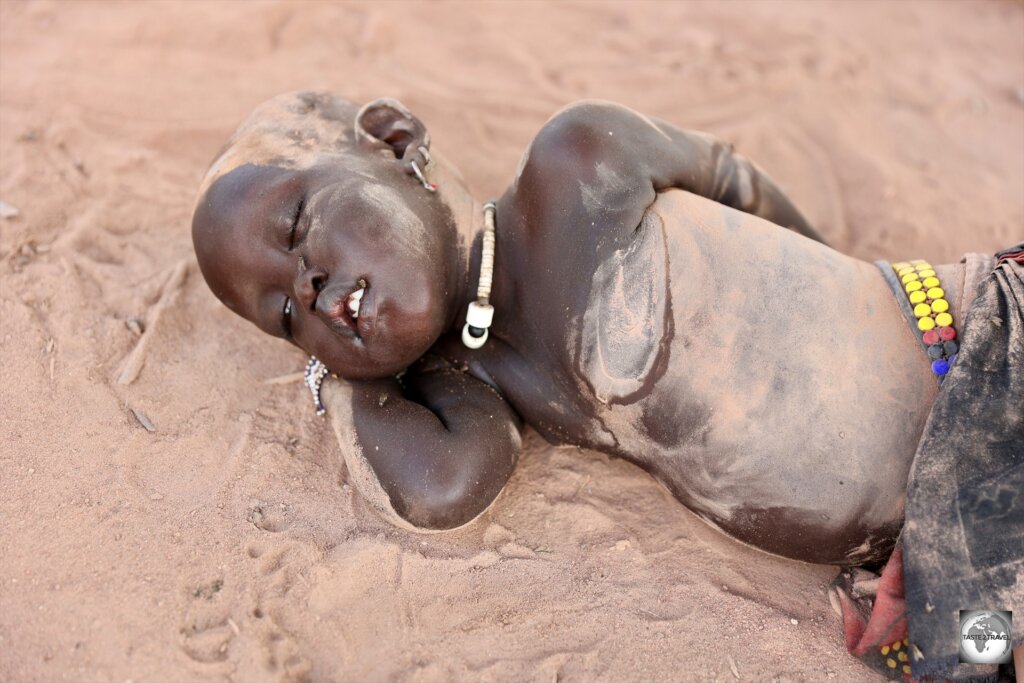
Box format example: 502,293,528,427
2,1,1022,681
194,93,958,566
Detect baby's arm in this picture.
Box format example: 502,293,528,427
322,366,521,531
521,100,822,242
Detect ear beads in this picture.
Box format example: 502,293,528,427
462,201,497,349
304,356,329,416
410,145,436,193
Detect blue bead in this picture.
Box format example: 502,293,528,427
931,359,950,375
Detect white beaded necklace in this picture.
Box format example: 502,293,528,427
461,201,497,349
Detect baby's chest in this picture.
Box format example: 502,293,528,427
500,208,675,449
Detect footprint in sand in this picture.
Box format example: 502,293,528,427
178,577,237,665
247,498,291,533
180,619,235,664
243,540,313,681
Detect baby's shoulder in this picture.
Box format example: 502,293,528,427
507,100,657,231
521,100,647,171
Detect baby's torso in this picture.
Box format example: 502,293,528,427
440,189,933,564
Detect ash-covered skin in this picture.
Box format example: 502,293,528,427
193,92,956,564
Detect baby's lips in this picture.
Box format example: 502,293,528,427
355,285,376,338
315,282,359,333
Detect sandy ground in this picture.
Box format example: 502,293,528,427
1,1,1022,681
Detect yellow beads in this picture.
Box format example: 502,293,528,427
892,259,958,378
879,638,913,675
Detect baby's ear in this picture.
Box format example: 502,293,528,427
354,98,430,161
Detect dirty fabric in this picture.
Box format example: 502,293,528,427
837,545,912,678
901,246,1024,680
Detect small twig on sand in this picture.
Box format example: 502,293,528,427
130,408,156,432
263,372,304,385
116,259,188,385
727,655,740,679
47,337,56,380
572,475,591,499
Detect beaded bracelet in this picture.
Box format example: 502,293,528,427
891,260,958,378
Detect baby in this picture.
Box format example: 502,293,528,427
193,92,1021,678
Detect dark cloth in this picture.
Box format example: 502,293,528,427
902,246,1024,680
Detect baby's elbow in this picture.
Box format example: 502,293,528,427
396,472,496,531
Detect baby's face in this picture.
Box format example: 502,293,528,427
192,93,460,379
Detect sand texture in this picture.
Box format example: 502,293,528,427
1,1,1022,681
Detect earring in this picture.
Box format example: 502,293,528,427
410,145,437,193
417,145,431,166
304,356,329,416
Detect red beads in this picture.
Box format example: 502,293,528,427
939,326,957,341
922,329,940,345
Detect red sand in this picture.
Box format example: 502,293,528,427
1,1,1022,680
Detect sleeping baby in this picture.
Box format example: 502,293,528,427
192,91,1021,680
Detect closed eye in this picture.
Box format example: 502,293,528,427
283,195,305,337
287,196,306,251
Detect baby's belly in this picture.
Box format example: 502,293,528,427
564,190,909,565
561,384,904,566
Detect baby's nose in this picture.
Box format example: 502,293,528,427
293,264,327,311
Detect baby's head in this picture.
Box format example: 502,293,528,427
192,91,469,379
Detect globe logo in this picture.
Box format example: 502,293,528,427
958,610,1012,664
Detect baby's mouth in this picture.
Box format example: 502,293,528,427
317,278,371,338
345,280,367,320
